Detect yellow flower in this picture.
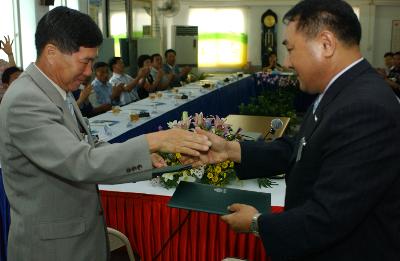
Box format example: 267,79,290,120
207,172,213,179
222,162,228,169
229,161,234,168
212,176,219,183
215,166,222,174
176,153,181,159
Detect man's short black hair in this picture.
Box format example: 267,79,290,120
35,6,103,57
283,0,361,46
93,61,108,72
2,66,22,84
394,52,400,57
151,53,161,62
108,57,122,71
137,54,151,68
384,52,394,58
164,49,176,57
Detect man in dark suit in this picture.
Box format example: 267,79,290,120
194,0,400,260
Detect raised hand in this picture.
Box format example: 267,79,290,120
0,35,14,55
220,203,259,233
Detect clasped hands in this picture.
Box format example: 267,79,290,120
147,127,259,234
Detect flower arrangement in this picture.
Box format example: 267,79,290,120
254,71,299,91
152,112,240,189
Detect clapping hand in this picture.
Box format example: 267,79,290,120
156,69,164,80
167,73,174,81
80,83,92,101
138,67,150,78
182,66,192,75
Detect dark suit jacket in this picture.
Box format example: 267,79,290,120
236,59,400,261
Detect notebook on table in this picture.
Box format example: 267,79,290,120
168,181,271,215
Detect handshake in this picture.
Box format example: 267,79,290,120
145,127,240,169
145,127,258,235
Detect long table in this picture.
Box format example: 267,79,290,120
0,74,282,261
91,74,284,260
89,75,256,143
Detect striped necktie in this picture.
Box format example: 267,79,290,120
65,92,79,127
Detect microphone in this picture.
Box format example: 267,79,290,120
264,118,283,140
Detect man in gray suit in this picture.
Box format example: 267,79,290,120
0,7,210,261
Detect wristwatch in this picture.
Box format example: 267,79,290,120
250,213,261,237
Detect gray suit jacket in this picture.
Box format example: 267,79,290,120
0,63,152,261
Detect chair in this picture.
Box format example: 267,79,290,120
225,114,290,140
107,227,135,261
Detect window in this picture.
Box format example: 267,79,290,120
108,0,126,57
189,8,247,68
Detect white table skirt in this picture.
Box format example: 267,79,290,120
99,178,286,207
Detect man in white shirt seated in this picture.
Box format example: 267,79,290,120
91,61,122,106
108,57,149,105
162,49,191,87
149,53,173,91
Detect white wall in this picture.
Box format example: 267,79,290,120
373,5,400,68
20,0,400,69
246,5,293,67
19,0,49,68
165,0,400,68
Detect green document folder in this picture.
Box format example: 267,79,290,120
168,181,271,215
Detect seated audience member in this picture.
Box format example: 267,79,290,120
92,61,122,105
162,49,192,87
1,66,22,88
384,52,394,74
108,57,149,105
136,54,153,99
385,51,400,97
377,52,394,77
1,66,22,103
149,53,173,91
262,52,284,72
73,78,111,118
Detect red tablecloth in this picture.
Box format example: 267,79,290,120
100,190,283,261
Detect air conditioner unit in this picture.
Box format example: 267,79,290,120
171,25,198,67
